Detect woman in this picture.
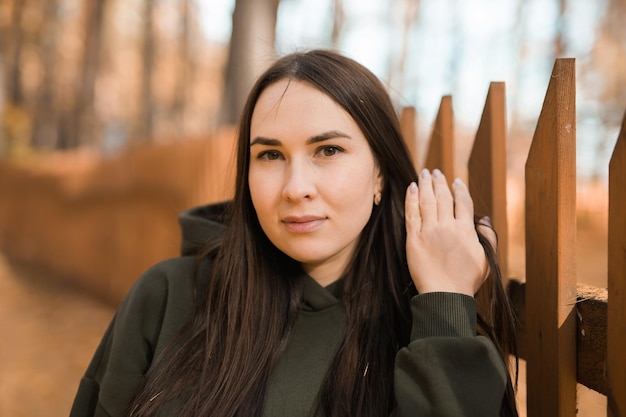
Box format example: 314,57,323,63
70,49,518,417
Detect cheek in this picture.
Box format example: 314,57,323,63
329,170,376,214
248,169,264,212
249,176,264,210
340,163,378,198
248,168,279,220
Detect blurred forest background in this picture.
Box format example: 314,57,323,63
0,0,625,171
0,0,625,416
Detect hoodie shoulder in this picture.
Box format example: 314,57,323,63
178,201,231,256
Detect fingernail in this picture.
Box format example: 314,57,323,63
421,169,430,179
433,168,443,178
482,216,492,226
453,177,463,186
409,182,417,194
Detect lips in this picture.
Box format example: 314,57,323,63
281,215,327,233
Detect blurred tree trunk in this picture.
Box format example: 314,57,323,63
331,0,345,49
31,0,60,149
139,0,156,141
449,0,463,97
6,0,26,106
508,0,527,133
388,0,419,93
597,0,626,111
0,0,29,157
589,0,626,177
170,0,194,135
59,0,108,149
555,0,567,56
219,0,280,126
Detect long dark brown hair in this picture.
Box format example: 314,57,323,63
130,49,518,417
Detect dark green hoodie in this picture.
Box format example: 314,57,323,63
69,203,508,417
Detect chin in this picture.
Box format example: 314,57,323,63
284,252,325,265
279,248,327,264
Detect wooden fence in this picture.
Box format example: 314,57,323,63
0,130,237,303
399,58,625,417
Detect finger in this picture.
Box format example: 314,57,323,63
405,182,421,234
432,169,454,220
418,169,437,225
451,178,474,222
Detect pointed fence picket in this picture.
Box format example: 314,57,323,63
524,58,577,417
423,95,455,183
607,112,626,417
467,81,509,279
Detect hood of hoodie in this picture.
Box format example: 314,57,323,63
177,201,230,256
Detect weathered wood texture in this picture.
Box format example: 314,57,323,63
508,280,608,395
524,58,577,417
607,111,626,417
424,95,454,181
467,82,509,278
399,106,418,169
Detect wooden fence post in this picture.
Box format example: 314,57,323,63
467,82,509,278
524,58,577,417
400,106,419,169
424,95,454,182
607,111,626,417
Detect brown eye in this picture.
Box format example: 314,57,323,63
319,146,343,157
259,150,282,160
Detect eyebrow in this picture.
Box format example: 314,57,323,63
250,130,352,147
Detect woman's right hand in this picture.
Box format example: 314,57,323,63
404,169,494,296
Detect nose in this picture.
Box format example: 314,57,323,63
281,160,317,202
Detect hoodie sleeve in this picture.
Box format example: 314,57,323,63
392,292,508,417
69,257,196,417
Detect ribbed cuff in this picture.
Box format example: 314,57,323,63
410,292,477,340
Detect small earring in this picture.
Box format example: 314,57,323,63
374,192,382,205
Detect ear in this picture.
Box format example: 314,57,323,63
374,166,384,195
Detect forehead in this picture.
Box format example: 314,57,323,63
250,80,357,135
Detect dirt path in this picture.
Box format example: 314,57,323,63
0,253,115,416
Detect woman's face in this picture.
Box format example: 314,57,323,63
249,79,383,286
